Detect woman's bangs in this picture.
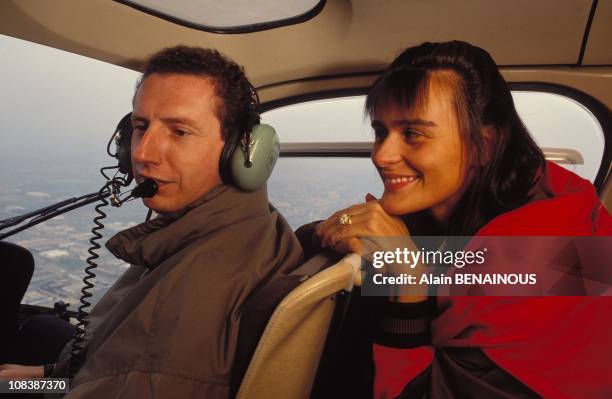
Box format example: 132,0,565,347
366,68,430,117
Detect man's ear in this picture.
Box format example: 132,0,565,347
479,126,496,166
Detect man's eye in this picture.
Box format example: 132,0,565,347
133,125,146,134
174,129,189,137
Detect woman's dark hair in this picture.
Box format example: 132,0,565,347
366,41,546,236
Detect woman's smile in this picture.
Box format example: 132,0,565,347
381,173,422,192
371,72,470,221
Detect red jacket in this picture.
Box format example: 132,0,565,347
374,162,612,399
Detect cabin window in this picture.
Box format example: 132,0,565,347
116,0,325,33
0,35,141,309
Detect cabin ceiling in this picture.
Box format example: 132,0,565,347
1,0,610,107
582,0,612,65
2,1,610,80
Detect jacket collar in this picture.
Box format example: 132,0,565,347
106,184,269,269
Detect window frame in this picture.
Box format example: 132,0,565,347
114,0,326,34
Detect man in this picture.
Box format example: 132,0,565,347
1,46,303,398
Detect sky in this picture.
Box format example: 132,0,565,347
0,34,140,169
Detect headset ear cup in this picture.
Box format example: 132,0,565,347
115,113,133,180
230,124,280,191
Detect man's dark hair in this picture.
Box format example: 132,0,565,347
137,45,260,143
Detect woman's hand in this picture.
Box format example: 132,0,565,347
315,194,427,302
0,364,44,379
315,193,409,254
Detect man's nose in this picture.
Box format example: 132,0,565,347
131,127,163,167
372,133,403,167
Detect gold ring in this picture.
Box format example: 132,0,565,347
339,213,352,225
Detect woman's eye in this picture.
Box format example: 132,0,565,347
133,125,146,134
403,129,422,141
373,128,387,141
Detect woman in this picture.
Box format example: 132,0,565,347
314,41,611,398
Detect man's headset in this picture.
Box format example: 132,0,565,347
111,109,280,192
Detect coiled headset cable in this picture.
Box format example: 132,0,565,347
66,173,157,378
67,179,116,378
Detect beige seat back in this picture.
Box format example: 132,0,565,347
236,253,361,399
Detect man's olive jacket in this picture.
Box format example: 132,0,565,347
53,184,303,398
